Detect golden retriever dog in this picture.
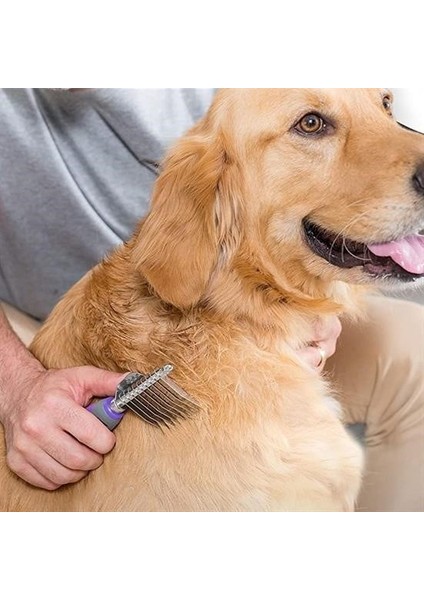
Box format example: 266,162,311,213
1,89,424,511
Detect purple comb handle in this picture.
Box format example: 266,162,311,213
86,396,125,431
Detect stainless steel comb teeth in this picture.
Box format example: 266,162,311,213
88,364,200,431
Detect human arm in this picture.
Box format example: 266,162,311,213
0,307,125,490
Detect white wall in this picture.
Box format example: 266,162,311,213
392,89,424,132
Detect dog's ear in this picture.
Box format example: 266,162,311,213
131,119,242,309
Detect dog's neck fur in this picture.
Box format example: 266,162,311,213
127,229,363,356
203,238,361,335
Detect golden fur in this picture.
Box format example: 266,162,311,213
1,88,423,511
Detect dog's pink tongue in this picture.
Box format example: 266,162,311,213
367,235,424,274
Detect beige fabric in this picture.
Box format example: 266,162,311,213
1,301,41,346
326,295,424,512
2,296,423,511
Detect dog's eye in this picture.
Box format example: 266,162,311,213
295,113,326,135
383,95,392,114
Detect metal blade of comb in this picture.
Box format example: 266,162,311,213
115,365,200,428
127,378,200,425
124,373,200,416
127,378,200,428
115,365,173,409
155,377,201,410
125,401,166,428
128,387,197,427
118,373,174,428
127,394,172,428
130,387,188,422
112,372,170,427
140,378,199,417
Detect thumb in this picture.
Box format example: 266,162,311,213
72,366,129,402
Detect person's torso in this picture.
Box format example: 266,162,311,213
0,88,215,319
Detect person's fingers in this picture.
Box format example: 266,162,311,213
16,393,116,458
15,398,110,470
59,403,116,455
312,344,327,371
43,428,104,471
2,365,126,489
313,316,342,345
7,455,60,490
71,366,127,404
25,446,87,486
303,316,342,369
313,336,336,362
297,346,326,370
6,443,86,489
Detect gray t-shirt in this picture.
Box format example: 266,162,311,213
0,88,215,320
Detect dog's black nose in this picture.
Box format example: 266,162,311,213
412,164,424,195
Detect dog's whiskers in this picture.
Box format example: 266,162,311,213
329,207,379,261
342,237,367,262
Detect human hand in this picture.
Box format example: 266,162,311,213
1,365,125,490
295,316,342,371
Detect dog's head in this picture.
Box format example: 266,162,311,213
132,89,424,313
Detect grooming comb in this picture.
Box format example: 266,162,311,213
87,364,199,430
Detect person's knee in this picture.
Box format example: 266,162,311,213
362,296,424,440
329,295,424,429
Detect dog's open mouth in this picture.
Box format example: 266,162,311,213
302,218,424,281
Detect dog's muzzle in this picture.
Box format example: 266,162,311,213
302,218,424,281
